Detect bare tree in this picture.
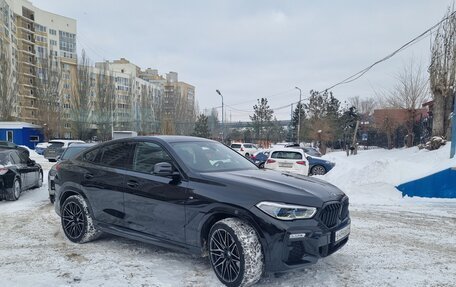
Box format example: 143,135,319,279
380,60,429,147
71,50,93,140
429,7,456,138
0,40,17,121
140,84,157,135
94,62,115,141
348,96,377,116
35,49,62,139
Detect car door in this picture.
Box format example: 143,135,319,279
80,142,134,227
123,141,188,243
13,151,35,189
9,152,27,187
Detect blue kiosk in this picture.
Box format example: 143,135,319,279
0,122,44,149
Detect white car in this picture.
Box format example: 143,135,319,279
264,148,309,175
43,140,85,162
230,142,258,157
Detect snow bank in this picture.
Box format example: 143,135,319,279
318,144,456,215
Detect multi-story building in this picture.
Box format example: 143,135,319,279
0,0,76,136
162,71,196,134
95,58,162,134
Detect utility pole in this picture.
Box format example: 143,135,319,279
216,89,224,142
295,87,302,145
451,90,456,158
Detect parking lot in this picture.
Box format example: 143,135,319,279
1,148,455,287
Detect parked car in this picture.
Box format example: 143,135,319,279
54,136,350,287
48,143,96,203
0,149,43,201
285,146,335,175
230,142,258,157
0,140,30,157
264,148,310,176
250,150,270,168
35,142,50,155
44,140,85,162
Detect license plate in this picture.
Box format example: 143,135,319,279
335,224,350,242
279,163,293,168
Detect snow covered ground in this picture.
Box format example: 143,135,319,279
0,146,455,287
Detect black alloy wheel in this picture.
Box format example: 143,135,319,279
62,200,85,241
210,228,242,284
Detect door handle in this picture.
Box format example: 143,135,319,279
84,173,94,179
127,180,139,188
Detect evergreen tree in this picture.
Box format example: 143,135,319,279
290,103,306,142
249,98,274,141
192,114,210,138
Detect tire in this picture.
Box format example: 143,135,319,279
34,171,43,188
244,153,250,157
61,195,101,243
310,165,326,175
208,218,264,287
49,194,55,204
5,178,21,201
258,163,265,169
48,159,56,162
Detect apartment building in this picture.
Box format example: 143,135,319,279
0,0,76,134
161,71,196,134
95,58,162,134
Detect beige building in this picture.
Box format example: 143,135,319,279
0,0,76,135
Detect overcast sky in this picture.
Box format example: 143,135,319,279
32,0,454,121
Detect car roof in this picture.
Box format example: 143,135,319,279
66,143,97,148
49,140,85,143
127,136,213,143
270,148,304,153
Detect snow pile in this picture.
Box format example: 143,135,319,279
319,144,456,212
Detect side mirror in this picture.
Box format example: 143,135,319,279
153,162,173,176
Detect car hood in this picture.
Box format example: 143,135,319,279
198,169,345,207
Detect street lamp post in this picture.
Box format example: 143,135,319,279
295,87,302,145
216,89,224,142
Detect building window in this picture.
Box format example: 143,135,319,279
50,39,57,46
30,136,39,142
64,123,71,128
49,29,56,35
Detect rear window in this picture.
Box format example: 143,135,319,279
231,144,241,149
244,144,253,148
0,152,11,165
48,142,64,149
61,146,87,160
271,151,302,160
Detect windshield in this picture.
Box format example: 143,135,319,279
303,147,322,157
61,146,87,160
0,152,11,165
172,141,257,172
48,142,64,149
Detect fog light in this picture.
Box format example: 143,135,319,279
289,233,306,239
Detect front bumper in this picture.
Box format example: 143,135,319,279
250,201,350,273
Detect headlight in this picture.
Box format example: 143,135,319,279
256,201,317,220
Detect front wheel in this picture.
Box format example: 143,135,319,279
61,195,101,243
209,218,264,287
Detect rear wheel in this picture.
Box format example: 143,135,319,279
5,178,21,201
310,165,326,175
49,194,55,204
61,195,101,243
209,218,264,287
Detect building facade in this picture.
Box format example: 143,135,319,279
0,0,76,138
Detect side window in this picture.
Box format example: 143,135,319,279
83,148,100,163
100,142,134,169
132,142,172,174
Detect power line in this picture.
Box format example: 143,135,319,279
319,10,456,93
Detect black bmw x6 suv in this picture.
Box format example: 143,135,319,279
54,136,350,287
